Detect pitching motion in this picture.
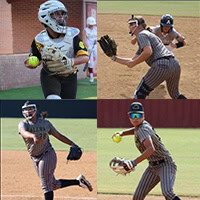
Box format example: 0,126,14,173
109,102,182,200
18,101,93,200
98,14,187,99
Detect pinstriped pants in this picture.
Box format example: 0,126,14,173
144,57,181,99
133,161,177,200
33,149,62,193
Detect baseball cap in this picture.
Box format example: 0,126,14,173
128,102,144,114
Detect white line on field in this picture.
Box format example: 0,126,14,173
1,194,97,200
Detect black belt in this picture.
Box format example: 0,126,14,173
153,56,174,63
149,159,165,166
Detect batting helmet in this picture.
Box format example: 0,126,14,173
128,102,144,114
38,0,68,34
22,101,37,120
160,14,174,28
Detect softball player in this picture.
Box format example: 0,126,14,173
112,102,182,200
131,14,186,52
82,16,97,83
18,101,93,200
24,0,89,99
111,15,186,99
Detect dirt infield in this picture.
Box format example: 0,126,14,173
98,194,200,200
1,151,97,200
97,14,200,99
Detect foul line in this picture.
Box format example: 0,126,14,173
1,194,97,200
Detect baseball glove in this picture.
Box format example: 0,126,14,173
67,145,82,161
109,157,135,175
98,35,117,57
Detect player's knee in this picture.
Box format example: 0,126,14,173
134,80,153,99
46,94,61,99
177,94,187,99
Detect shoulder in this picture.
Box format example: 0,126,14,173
151,25,161,33
35,30,47,43
66,27,80,37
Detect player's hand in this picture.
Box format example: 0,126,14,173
112,131,122,139
24,58,41,69
33,135,40,144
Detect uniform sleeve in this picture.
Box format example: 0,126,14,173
137,127,151,143
46,120,58,135
30,39,42,61
18,121,26,133
173,29,184,41
73,35,89,57
136,33,151,51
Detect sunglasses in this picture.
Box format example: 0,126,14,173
129,113,143,119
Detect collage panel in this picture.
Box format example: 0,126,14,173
97,1,200,99
97,100,200,200
1,100,97,200
0,0,97,100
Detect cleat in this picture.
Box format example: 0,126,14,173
76,174,93,192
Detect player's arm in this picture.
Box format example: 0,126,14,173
112,128,135,140
73,35,89,65
175,32,186,48
19,127,40,144
82,29,89,48
111,45,152,68
131,37,137,45
134,137,155,165
49,127,76,146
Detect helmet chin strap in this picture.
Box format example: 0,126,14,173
129,20,138,36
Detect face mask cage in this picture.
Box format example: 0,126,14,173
50,9,68,27
22,104,37,120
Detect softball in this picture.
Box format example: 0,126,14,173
113,134,122,143
28,56,39,68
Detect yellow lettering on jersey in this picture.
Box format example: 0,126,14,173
79,41,85,49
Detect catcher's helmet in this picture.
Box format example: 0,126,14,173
87,16,96,26
22,101,37,120
160,14,174,28
128,102,144,114
38,0,68,34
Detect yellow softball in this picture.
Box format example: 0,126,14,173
113,134,122,143
28,56,39,68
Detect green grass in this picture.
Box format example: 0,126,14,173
97,128,200,197
1,118,97,152
0,77,97,99
98,1,200,17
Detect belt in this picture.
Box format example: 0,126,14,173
149,159,165,166
153,56,174,63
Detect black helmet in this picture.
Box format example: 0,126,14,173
160,14,173,28
128,102,144,114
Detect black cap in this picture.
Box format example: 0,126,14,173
128,102,144,114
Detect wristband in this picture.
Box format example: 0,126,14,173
131,160,137,167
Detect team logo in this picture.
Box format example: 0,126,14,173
79,41,85,48
166,20,171,24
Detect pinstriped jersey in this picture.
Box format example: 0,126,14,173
136,30,174,66
134,120,173,162
18,118,56,157
152,26,184,45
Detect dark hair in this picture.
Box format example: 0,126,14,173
40,111,48,119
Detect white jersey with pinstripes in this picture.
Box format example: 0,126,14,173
18,118,56,157
136,30,174,66
134,120,173,162
152,26,184,45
